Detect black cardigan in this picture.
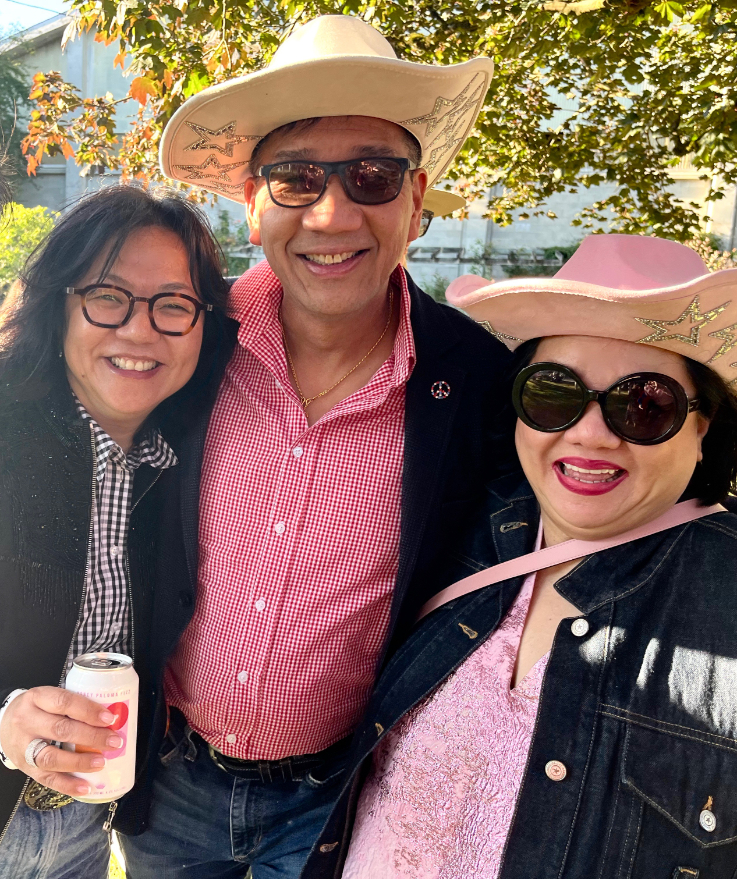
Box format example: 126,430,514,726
0,375,175,840
0,308,237,843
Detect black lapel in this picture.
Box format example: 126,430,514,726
389,276,466,632
176,317,239,589
179,408,211,589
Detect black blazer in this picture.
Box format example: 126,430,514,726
115,271,514,833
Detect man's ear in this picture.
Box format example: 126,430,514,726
407,168,429,243
244,177,262,246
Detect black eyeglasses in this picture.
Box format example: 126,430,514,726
257,157,418,208
418,209,434,238
66,285,212,336
513,362,700,446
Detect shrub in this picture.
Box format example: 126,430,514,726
0,202,55,297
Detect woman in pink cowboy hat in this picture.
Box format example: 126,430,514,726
297,233,737,879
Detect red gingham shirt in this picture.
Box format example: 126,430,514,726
165,261,415,759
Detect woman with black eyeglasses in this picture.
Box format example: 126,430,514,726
296,233,737,879
0,186,234,878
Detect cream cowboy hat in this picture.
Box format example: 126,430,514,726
445,234,737,385
159,15,493,204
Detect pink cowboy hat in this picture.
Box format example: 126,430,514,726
446,234,737,384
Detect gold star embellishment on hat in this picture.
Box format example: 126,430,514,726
184,122,261,157
707,323,737,362
635,296,730,348
174,155,249,183
402,73,487,175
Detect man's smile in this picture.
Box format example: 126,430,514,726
302,251,361,265
296,249,369,274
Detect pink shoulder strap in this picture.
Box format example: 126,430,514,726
417,499,726,622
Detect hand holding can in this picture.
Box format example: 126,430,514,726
0,687,123,798
63,653,139,803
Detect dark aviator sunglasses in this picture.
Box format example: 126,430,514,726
513,362,700,446
257,156,418,208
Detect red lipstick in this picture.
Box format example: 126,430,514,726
553,457,628,496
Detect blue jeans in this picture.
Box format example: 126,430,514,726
119,716,350,879
0,797,109,879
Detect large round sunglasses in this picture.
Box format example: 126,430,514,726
512,362,700,446
257,156,418,208
66,285,212,336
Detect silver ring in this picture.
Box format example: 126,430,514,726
25,738,50,769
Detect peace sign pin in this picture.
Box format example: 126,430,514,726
431,381,451,400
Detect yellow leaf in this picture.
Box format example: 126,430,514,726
129,76,157,105
163,69,174,89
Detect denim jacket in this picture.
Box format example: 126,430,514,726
301,472,737,879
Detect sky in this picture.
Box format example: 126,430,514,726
1,0,68,37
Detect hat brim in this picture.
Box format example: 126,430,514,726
446,269,737,383
423,188,466,217
160,55,493,203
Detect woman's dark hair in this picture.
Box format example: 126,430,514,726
684,358,737,504
507,338,737,505
0,185,229,384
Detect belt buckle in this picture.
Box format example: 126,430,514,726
207,743,230,773
24,780,75,811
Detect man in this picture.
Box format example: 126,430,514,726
117,14,512,878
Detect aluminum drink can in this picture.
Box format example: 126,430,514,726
63,652,138,803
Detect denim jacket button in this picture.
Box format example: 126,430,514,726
699,809,717,832
545,760,567,782
571,618,590,637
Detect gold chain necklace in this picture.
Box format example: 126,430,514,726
281,288,394,410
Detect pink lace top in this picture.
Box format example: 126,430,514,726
343,560,548,879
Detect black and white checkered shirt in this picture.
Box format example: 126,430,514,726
64,401,178,675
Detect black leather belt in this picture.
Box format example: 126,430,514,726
168,706,350,783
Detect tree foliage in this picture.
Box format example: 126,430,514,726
0,201,55,294
0,27,34,187
19,0,737,239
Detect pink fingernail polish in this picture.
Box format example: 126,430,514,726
107,735,123,749
77,784,90,794
99,710,115,724
91,757,105,768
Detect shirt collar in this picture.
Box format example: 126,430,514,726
74,397,178,481
229,260,416,390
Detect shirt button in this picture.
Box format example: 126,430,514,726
292,446,303,458
700,809,717,832
237,671,248,685
274,522,286,535
571,618,590,637
545,760,567,782
225,733,237,745
254,599,266,612
111,546,121,557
